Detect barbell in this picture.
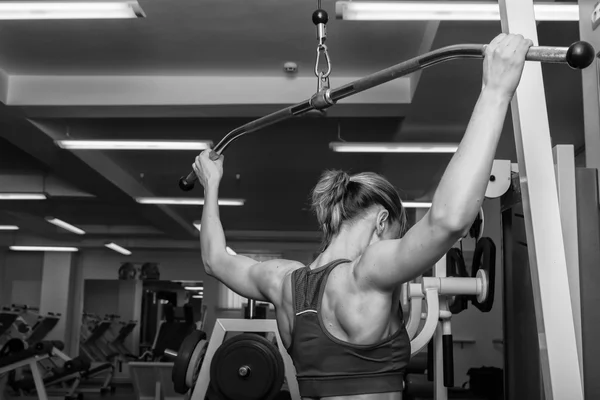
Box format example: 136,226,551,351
178,41,596,191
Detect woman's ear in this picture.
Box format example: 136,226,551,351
377,210,389,234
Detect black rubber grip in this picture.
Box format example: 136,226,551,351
443,334,454,388
427,340,434,381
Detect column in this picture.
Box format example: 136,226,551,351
39,252,75,346
578,0,600,187
498,0,584,398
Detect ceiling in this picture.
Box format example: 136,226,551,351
0,0,588,254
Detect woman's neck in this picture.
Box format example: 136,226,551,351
313,223,374,267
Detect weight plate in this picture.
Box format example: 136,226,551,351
172,330,207,394
185,339,208,388
471,237,496,312
446,248,469,314
210,333,285,400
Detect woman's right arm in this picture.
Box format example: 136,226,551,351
194,152,291,304
354,34,533,290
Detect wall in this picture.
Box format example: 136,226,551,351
83,280,120,317
0,252,43,307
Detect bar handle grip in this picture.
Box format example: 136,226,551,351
427,340,434,382
443,334,454,388
528,41,593,69
178,150,221,192
481,42,594,69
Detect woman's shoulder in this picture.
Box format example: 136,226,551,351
261,258,306,275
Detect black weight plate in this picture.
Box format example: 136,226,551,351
210,333,284,400
471,237,496,312
446,248,469,314
172,330,207,394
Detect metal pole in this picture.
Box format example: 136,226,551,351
553,144,583,382
578,0,600,190
247,299,256,319
433,256,448,400
498,0,584,398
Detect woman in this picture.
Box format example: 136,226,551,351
193,33,532,400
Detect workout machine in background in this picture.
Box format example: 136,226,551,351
489,144,600,399
0,307,115,399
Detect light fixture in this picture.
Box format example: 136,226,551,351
403,201,432,208
46,217,86,235
0,193,47,200
56,140,212,150
330,142,458,153
0,1,145,20
105,242,132,256
9,246,79,252
192,295,203,299
335,1,579,21
0,225,19,230
136,198,245,206
184,286,204,291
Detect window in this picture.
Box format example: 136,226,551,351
218,253,281,310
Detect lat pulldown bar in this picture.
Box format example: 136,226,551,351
178,41,595,191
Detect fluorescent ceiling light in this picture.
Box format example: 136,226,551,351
0,1,145,20
46,217,86,235
330,142,458,153
56,140,212,150
105,242,132,255
336,1,579,21
0,193,47,200
403,201,432,208
136,198,245,206
184,286,204,291
0,225,19,230
192,295,203,299
10,246,79,252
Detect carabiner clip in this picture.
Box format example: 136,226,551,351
314,44,332,79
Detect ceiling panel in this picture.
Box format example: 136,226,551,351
0,0,429,76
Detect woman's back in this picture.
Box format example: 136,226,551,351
274,257,409,400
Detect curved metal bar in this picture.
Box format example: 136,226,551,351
410,288,440,356
179,42,593,191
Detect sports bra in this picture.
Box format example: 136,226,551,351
285,259,411,398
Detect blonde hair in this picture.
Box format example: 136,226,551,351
311,170,407,250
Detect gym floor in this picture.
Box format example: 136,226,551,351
86,386,133,400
